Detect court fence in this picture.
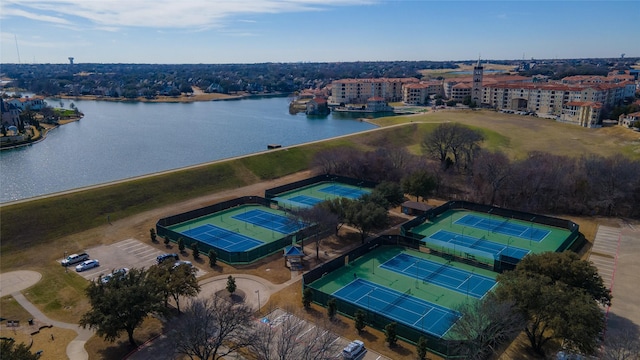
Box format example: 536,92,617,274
264,174,377,202
303,234,465,359
156,196,314,264
401,201,581,272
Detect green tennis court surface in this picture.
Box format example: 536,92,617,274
271,181,371,209
168,204,300,251
333,278,460,338
379,253,496,299
455,214,550,241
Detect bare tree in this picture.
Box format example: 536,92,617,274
601,326,640,360
471,150,511,205
288,205,338,259
249,309,340,360
173,296,254,360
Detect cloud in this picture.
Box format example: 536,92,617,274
1,31,91,49
1,0,374,29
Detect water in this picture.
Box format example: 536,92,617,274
0,96,376,203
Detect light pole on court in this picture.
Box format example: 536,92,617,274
255,290,260,313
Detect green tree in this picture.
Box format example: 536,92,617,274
147,262,200,312
149,228,157,243
385,322,398,347
208,249,217,267
226,275,236,296
178,237,185,253
401,170,436,202
191,242,200,259
354,310,366,333
371,181,406,208
416,336,429,360
495,252,611,355
0,338,40,360
327,298,337,320
302,287,313,309
345,200,388,243
163,236,170,247
80,268,164,347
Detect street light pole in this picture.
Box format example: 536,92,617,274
64,251,67,273
255,290,260,313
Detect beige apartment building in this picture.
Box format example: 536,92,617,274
329,78,418,105
402,81,444,105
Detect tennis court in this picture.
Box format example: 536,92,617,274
455,214,550,242
270,181,372,209
333,278,460,338
380,253,496,299
232,209,304,234
318,184,368,199
182,224,263,252
429,229,530,260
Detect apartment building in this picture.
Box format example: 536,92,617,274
402,81,444,105
329,78,418,105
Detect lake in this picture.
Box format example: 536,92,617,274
0,96,376,203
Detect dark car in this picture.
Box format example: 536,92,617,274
156,253,179,264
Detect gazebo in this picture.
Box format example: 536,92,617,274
284,245,304,270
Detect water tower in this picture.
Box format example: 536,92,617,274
68,57,74,65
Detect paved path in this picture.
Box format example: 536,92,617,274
0,270,93,360
126,272,303,359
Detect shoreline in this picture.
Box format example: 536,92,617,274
0,121,387,206
0,115,83,151
55,89,289,103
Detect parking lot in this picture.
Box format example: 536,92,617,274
63,238,207,281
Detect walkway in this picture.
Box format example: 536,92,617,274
0,270,92,360
125,272,303,359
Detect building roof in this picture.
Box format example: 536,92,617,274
284,245,304,257
401,201,432,212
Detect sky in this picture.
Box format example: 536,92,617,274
0,1,638,64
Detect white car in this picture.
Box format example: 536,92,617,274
342,340,366,359
75,259,99,272
173,260,193,269
61,252,90,266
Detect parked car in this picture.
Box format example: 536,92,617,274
342,340,366,359
61,252,90,267
76,259,99,272
100,267,129,284
173,260,193,269
157,253,179,264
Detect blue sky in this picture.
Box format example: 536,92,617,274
0,1,638,64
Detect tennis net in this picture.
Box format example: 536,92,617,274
381,288,412,313
469,235,485,249
423,264,447,284
492,218,510,233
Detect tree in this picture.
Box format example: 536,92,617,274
370,181,406,208
147,261,200,312
208,249,217,267
495,252,611,356
354,310,366,333
327,298,337,320
345,200,388,243
416,336,429,360
472,150,511,205
0,338,40,360
178,237,185,253
449,293,525,360
402,170,436,202
249,308,340,360
226,275,236,296
80,268,164,347
422,123,484,170
149,228,157,243
302,287,313,309
164,236,170,247
289,205,339,260
601,326,640,360
385,322,398,347
173,296,254,360
191,242,200,259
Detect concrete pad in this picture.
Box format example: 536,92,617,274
0,270,42,296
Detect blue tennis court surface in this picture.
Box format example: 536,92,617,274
232,209,304,234
429,230,530,260
455,214,550,242
333,278,460,338
318,184,368,199
380,253,496,299
288,195,323,207
182,224,264,252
